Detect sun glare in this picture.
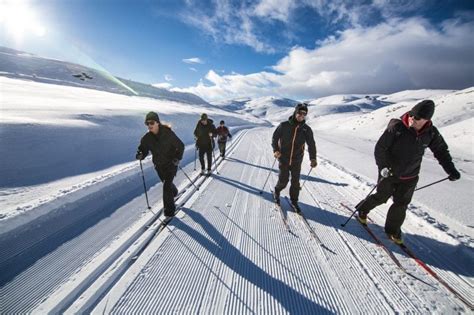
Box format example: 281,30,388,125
0,0,46,41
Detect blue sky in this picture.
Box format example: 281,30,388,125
1,0,474,101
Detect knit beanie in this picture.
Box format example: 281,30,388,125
201,113,208,120
295,103,308,114
410,100,435,120
145,111,160,123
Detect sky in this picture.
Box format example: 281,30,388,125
1,0,474,102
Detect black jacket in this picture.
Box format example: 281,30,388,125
375,113,456,179
194,119,217,150
272,115,317,166
138,124,184,167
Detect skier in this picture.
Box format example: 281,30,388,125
355,100,461,244
216,120,232,158
136,111,184,217
194,113,217,175
272,103,317,212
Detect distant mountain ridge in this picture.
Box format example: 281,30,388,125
0,46,209,105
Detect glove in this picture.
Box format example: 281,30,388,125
273,151,281,159
172,158,180,166
136,151,144,160
209,132,213,137
310,159,317,168
380,167,392,178
448,168,461,181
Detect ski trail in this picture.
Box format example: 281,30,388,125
104,128,354,314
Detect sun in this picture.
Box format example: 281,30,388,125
0,0,46,41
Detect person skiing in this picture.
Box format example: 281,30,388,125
355,100,461,244
194,113,217,175
272,103,317,212
136,111,184,217
216,120,232,158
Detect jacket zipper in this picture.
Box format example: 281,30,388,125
289,125,299,166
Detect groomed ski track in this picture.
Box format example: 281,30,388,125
2,127,472,314
87,128,471,313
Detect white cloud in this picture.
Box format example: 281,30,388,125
164,74,174,82
152,82,173,89
177,17,474,102
189,67,197,72
183,57,204,64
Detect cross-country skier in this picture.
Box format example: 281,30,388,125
216,120,232,158
136,112,184,217
194,113,217,175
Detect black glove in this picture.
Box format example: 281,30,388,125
172,158,180,166
448,168,461,181
136,151,144,160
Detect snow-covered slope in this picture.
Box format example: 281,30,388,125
0,76,267,223
0,46,208,105
214,96,298,123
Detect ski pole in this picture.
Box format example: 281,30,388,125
414,177,449,192
299,168,313,190
139,160,151,210
340,177,384,227
259,158,277,194
179,165,199,191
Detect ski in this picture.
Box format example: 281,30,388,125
271,190,289,231
339,203,408,271
285,197,336,254
339,203,453,288
395,241,473,309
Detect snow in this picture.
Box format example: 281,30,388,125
0,68,473,313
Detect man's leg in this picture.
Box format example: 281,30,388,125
206,148,212,171
198,148,206,172
156,166,177,216
384,177,418,236
218,142,226,157
274,163,290,195
356,176,394,215
289,163,302,203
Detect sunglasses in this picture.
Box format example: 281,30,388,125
296,110,307,116
410,115,421,121
145,120,156,126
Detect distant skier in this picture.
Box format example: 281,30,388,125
194,113,217,175
272,103,317,212
136,112,184,217
216,120,232,158
355,100,461,244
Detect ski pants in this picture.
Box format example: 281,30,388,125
198,147,212,170
356,175,418,235
155,164,179,216
274,161,302,202
218,142,227,157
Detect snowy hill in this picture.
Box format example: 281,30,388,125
0,46,209,105
214,96,298,123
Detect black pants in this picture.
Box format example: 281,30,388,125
155,164,178,216
274,162,302,202
198,147,212,170
357,176,418,235
218,142,227,157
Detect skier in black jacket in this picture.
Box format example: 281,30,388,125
194,113,217,175
136,112,185,217
356,100,461,244
272,103,317,212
